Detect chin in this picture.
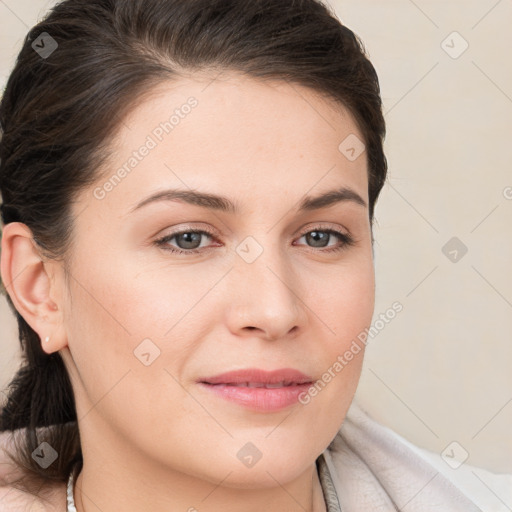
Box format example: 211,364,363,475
218,463,313,490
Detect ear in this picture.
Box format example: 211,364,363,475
0,222,67,354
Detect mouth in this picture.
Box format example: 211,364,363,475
202,381,310,388
197,368,315,412
198,367,314,386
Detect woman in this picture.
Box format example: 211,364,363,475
0,0,483,510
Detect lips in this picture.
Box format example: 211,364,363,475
222,382,294,388
198,367,314,386
197,368,316,412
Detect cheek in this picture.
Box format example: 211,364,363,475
305,257,374,396
309,257,375,339
64,264,196,439
64,254,216,416
71,257,195,346
63,257,164,387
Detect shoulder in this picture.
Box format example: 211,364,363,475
0,430,67,511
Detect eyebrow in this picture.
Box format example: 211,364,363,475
128,186,367,214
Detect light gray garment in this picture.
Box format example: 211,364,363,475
321,401,484,511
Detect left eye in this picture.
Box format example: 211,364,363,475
154,227,355,255
295,229,354,252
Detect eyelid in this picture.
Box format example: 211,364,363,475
156,221,350,242
156,223,219,238
296,221,350,237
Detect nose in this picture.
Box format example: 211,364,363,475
224,243,308,341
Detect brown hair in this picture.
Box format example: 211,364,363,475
0,0,387,493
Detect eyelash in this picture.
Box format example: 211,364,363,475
154,225,355,255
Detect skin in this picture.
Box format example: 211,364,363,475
1,70,375,512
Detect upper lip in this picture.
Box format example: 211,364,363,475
198,368,314,385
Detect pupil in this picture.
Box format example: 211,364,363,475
178,232,201,249
307,231,328,248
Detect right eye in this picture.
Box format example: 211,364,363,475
154,228,218,255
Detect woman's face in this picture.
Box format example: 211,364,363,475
58,71,374,487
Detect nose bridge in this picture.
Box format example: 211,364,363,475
228,233,306,337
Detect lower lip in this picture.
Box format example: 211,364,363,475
198,382,313,412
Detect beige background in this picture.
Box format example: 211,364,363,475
1,0,511,483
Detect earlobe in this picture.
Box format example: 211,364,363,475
0,222,66,353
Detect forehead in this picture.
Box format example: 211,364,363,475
82,71,368,218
